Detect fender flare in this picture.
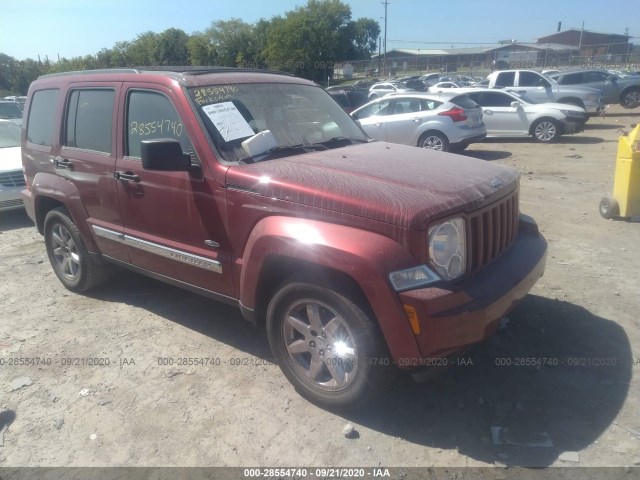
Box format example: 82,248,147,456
239,216,423,361
31,172,98,252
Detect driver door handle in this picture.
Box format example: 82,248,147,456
114,171,141,183
51,157,73,170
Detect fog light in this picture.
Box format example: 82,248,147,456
389,265,440,292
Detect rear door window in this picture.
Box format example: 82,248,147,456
494,72,515,87
27,89,59,146
65,89,114,153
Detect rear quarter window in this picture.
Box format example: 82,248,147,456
27,89,59,146
450,95,479,109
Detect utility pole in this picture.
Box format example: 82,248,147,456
382,0,389,76
578,21,584,64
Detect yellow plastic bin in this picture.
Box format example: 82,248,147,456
600,123,640,219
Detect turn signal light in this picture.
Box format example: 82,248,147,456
403,305,420,335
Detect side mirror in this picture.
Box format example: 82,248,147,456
511,101,522,109
141,139,192,172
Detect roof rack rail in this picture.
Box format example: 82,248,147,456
139,66,294,77
38,66,294,79
39,68,141,79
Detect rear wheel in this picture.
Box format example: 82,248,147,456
621,88,640,109
418,131,450,152
266,278,394,410
532,118,560,142
44,207,111,292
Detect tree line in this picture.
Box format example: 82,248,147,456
0,0,379,96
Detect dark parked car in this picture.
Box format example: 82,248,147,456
328,89,369,113
22,68,546,409
0,100,23,126
399,79,427,91
549,69,640,108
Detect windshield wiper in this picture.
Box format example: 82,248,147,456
244,143,328,163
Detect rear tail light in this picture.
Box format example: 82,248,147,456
438,106,467,122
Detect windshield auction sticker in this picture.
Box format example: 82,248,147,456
202,102,255,142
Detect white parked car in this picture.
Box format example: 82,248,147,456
368,82,413,100
351,92,486,152
0,119,25,211
428,81,461,93
449,88,587,142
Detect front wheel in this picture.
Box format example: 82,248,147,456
621,88,640,109
418,131,450,152
44,207,111,292
266,279,394,410
532,118,560,142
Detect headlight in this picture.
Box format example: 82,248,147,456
560,109,585,117
428,217,466,281
586,94,600,103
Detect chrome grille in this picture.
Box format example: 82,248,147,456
468,191,519,275
0,198,23,209
0,170,25,187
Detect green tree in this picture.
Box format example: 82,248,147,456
157,28,190,66
264,0,378,82
205,18,264,68
127,31,160,66
188,33,217,66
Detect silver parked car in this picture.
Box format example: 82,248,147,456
0,119,25,211
367,82,413,100
351,92,486,152
450,89,587,142
549,69,640,108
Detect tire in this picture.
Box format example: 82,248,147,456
450,142,469,152
620,88,640,109
532,118,560,143
599,196,619,219
44,207,111,292
418,131,450,152
266,278,395,410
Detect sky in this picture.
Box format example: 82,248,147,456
1,0,636,61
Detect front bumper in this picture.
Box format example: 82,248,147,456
395,217,547,363
560,117,586,135
0,185,24,211
584,100,605,116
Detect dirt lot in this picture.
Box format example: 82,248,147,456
1,105,639,473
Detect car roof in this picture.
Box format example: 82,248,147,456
383,91,460,101
32,67,315,89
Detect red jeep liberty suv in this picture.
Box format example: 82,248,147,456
21,68,547,409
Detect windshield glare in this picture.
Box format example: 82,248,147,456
0,121,21,148
189,83,368,163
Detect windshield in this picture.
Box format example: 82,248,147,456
0,102,23,119
189,83,368,163
0,121,21,148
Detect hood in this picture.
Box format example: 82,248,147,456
0,146,22,173
225,142,518,230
